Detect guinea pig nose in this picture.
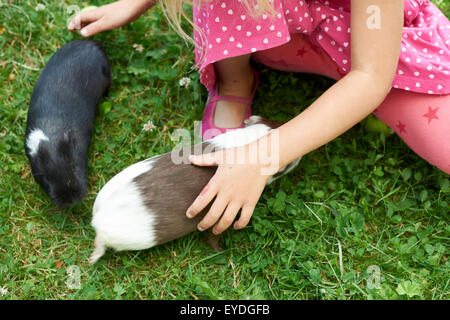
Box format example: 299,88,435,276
53,189,85,207
57,198,79,207
53,198,72,208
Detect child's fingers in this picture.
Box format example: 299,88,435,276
233,204,255,230
68,10,102,30
78,9,104,24
212,202,241,234
189,152,221,167
197,195,229,231
186,180,217,219
79,19,106,37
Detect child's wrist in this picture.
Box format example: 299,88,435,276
247,131,284,177
262,129,302,174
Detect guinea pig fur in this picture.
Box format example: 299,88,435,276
25,40,110,207
89,116,301,263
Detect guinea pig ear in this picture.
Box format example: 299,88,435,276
63,130,73,143
58,131,76,159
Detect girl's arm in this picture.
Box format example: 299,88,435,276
275,0,404,171
187,0,404,234
68,0,157,37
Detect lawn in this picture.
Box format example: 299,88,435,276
0,0,448,300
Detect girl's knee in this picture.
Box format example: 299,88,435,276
374,90,450,174
421,143,450,174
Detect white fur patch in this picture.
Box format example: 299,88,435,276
211,123,301,185
26,129,49,156
91,158,158,253
210,123,271,150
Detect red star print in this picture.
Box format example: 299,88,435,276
264,58,298,69
396,121,406,133
296,47,308,57
422,106,439,124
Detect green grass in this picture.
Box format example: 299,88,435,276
0,0,449,300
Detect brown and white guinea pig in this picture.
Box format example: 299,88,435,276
25,40,110,207
89,116,301,263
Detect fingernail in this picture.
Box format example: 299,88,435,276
212,229,219,235
186,210,193,218
80,28,88,36
197,225,204,232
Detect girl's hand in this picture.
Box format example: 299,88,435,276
186,144,274,235
67,0,155,37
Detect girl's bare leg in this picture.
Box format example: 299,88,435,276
213,54,254,128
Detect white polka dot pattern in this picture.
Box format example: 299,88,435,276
193,0,450,95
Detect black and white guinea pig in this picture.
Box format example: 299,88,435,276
25,40,110,207
89,116,301,263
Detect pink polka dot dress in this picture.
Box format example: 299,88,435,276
193,0,450,95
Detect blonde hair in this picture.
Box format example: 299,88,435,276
159,0,275,62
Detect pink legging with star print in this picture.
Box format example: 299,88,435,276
252,34,450,174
